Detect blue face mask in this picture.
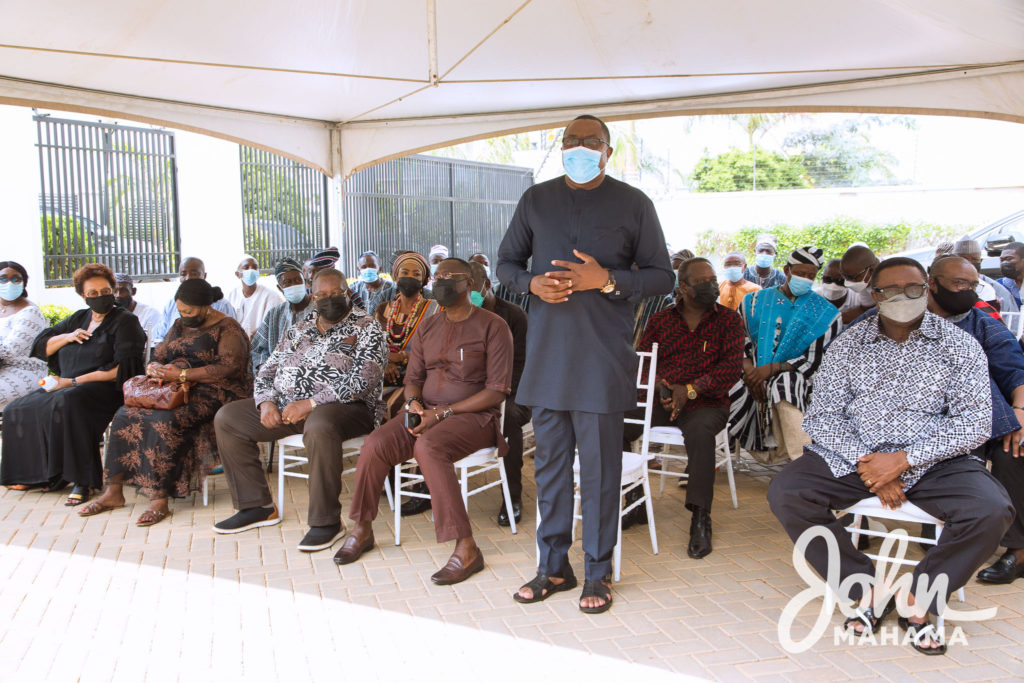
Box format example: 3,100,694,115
0,281,24,301
755,253,774,269
788,275,814,297
562,146,603,184
359,268,379,283
723,266,744,283
281,283,307,304
241,268,260,286
470,290,484,307
430,264,439,276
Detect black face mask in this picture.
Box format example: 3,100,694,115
690,281,719,309
432,279,464,308
86,294,115,315
1000,262,1018,279
180,313,205,328
316,294,351,322
115,296,132,309
396,276,423,298
932,282,977,315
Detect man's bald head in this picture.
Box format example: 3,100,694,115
929,255,975,280
839,245,878,284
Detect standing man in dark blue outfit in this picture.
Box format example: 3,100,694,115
497,114,674,613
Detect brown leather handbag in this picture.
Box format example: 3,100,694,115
123,376,190,410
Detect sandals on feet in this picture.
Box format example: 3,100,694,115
41,479,69,493
513,569,578,604
64,486,90,507
843,596,896,636
898,616,947,655
136,509,171,527
579,579,613,614
78,500,125,517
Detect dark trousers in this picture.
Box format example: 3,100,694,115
988,440,1024,548
533,407,623,581
349,412,497,543
502,402,532,501
214,399,374,527
768,449,1014,615
623,404,727,512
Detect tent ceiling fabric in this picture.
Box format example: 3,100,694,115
0,0,1022,177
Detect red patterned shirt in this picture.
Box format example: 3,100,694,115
638,302,746,412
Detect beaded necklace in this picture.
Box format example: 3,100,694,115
385,295,428,351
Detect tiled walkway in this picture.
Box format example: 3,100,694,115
1,452,1022,681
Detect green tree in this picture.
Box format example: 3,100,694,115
690,147,809,192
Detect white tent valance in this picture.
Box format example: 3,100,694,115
1,0,1022,178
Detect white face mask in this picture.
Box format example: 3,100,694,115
877,293,929,324
820,282,846,301
844,279,869,293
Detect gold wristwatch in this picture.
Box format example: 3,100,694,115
308,397,318,409
600,269,616,294
179,368,188,383
685,383,698,400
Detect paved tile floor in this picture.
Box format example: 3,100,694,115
1,450,1022,682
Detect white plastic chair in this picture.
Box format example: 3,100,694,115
393,402,516,545
647,424,739,508
838,496,965,632
564,345,660,582
274,433,392,516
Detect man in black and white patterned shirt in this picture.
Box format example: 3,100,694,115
768,257,1013,654
212,268,388,553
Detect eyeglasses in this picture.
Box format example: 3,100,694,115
0,276,23,284
433,272,470,281
821,276,845,285
561,137,608,151
872,284,927,301
840,264,873,282
311,291,348,302
933,275,980,292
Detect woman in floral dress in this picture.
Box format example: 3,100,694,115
79,279,252,526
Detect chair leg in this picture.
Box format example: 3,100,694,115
383,474,394,511
613,488,624,583
642,472,658,555
394,464,402,546
658,444,667,495
202,476,209,507
722,431,738,509
535,499,541,567
849,513,863,547
277,443,286,518
571,486,581,543
497,457,517,534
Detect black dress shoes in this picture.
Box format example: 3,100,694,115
400,496,432,516
688,508,713,559
977,551,1024,584
497,500,522,527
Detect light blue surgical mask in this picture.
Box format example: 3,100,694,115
430,264,438,276
241,268,260,286
359,268,379,283
470,290,484,307
755,253,774,269
281,283,307,304
788,275,814,297
723,266,744,283
0,281,24,301
562,146,603,184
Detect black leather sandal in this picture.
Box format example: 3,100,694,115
513,569,578,604
843,596,896,635
578,579,613,614
64,485,91,507
899,616,947,655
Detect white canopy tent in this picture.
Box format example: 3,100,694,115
1,0,1022,179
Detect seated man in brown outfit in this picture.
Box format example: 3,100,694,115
336,257,514,585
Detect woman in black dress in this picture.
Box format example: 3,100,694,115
0,263,146,505
79,279,252,526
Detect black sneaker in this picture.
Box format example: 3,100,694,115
212,506,281,534
297,522,347,552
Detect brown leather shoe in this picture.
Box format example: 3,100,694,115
333,532,375,565
430,550,484,585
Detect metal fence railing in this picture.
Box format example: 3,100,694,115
35,114,181,285
239,146,329,271
341,155,533,277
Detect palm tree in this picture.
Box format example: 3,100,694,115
728,113,790,190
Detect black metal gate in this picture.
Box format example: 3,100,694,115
35,114,180,285
239,146,329,271
341,155,533,275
